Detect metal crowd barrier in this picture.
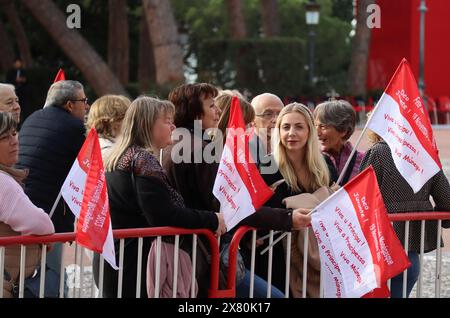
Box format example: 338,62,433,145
1,211,450,298
0,227,222,298
222,212,450,298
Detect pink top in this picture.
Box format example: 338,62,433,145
0,171,55,235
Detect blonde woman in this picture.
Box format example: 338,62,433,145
259,103,337,296
85,95,131,159
94,96,225,298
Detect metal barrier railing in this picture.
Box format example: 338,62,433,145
221,212,450,298
0,227,222,299
1,211,450,298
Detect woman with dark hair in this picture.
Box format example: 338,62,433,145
0,112,54,298
162,83,220,212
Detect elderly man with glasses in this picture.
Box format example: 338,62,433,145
0,83,21,123
15,80,89,297
249,93,284,167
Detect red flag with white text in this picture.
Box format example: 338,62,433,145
311,166,410,297
213,97,273,230
366,59,441,193
61,128,117,269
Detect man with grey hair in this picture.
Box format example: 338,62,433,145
17,80,88,231
16,80,88,296
0,83,21,122
249,93,284,167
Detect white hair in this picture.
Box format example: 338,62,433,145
0,83,16,92
250,93,283,111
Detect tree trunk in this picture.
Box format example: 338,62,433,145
225,0,247,39
138,14,155,93
0,18,15,72
142,0,184,86
225,0,248,90
260,0,280,37
0,0,33,67
348,0,375,98
108,0,129,86
21,0,127,96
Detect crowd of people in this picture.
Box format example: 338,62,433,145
1,78,450,299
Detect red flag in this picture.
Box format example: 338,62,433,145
61,128,117,269
345,167,410,297
311,166,410,297
362,282,390,298
53,68,66,83
367,59,441,193
213,96,273,230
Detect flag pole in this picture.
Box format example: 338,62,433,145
336,99,382,185
48,191,62,219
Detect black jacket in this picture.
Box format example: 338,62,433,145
16,106,85,233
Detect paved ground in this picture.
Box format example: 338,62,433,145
410,252,450,298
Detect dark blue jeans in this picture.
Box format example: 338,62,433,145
390,251,420,298
236,269,285,298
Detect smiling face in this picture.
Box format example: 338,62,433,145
0,128,19,167
0,86,21,123
315,119,346,154
150,112,176,151
279,112,310,155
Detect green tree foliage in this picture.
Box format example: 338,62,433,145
3,0,353,104
198,38,305,97
172,0,352,97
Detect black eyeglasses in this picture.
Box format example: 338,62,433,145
70,97,89,105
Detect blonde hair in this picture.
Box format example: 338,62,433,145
105,96,175,171
366,111,383,144
215,93,255,144
273,103,330,193
85,95,131,138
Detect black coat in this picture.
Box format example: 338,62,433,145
16,106,85,233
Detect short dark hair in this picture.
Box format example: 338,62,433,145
169,83,218,128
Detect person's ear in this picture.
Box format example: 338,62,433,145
65,101,74,113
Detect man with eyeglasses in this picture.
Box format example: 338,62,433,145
15,80,88,296
249,93,284,167
0,83,21,123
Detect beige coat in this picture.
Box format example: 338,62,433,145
1,223,41,298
